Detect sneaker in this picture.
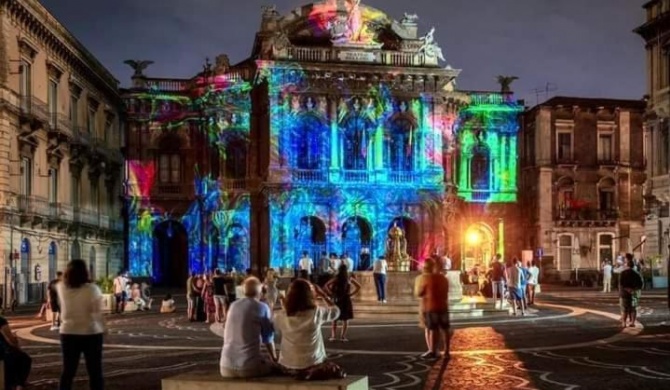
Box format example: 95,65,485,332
329,337,337,342
420,351,436,359
50,326,59,331
340,337,349,342
382,300,387,304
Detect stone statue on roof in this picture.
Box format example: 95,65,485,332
419,27,445,62
262,5,280,19
401,13,419,24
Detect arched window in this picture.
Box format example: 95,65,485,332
295,115,323,170
343,115,371,170
470,145,490,190
225,136,247,179
387,118,414,171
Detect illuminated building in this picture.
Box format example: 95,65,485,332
519,97,646,280
121,1,524,284
0,0,124,303
635,0,670,262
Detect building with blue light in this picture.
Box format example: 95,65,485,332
121,1,524,284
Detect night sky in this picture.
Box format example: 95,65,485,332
39,0,646,105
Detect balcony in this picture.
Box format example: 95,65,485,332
342,170,370,183
47,113,73,138
222,178,248,191
388,171,419,183
18,95,48,126
17,195,49,216
292,169,327,182
71,126,93,146
555,207,618,227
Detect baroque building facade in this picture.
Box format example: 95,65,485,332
121,1,523,285
635,0,670,264
519,97,646,280
0,0,124,303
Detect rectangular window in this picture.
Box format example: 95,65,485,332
49,169,58,203
90,181,99,211
557,132,573,162
170,154,181,183
72,175,80,208
159,155,170,183
19,157,32,196
599,190,615,211
19,61,31,110
48,79,58,126
598,133,613,162
87,107,96,134
105,120,112,143
659,126,669,176
159,154,181,184
70,96,79,127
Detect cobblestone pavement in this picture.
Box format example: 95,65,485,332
9,288,670,390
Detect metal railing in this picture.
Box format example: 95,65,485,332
19,95,48,123
48,113,73,138
292,169,327,182
555,207,619,221
222,178,247,190
342,170,370,183
388,171,418,183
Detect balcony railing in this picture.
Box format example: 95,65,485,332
292,169,327,182
343,170,370,183
388,171,418,183
17,195,49,215
555,207,619,221
19,95,48,123
222,178,247,190
47,113,73,138
155,184,183,195
71,126,92,145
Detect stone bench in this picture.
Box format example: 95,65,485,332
162,373,368,390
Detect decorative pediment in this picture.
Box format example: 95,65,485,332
69,78,83,98
18,37,38,59
46,60,65,80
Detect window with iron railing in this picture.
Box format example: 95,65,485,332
557,132,573,162
159,154,181,183
72,175,80,208
87,107,96,134
48,169,58,203
70,96,79,127
20,157,32,196
48,79,58,126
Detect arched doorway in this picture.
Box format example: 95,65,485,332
342,217,372,271
462,223,496,271
153,220,189,287
388,217,419,269
71,240,81,260
89,246,97,281
223,224,250,272
19,238,30,304
48,242,57,281
295,216,327,270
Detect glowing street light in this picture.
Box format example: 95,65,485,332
467,230,481,246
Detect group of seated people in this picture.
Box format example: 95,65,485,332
220,276,345,380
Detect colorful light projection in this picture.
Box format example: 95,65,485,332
455,93,523,203
125,75,253,278
257,58,447,271
307,0,388,46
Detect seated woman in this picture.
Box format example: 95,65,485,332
0,315,32,389
130,284,148,311
160,294,176,314
273,279,344,380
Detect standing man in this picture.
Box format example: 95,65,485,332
490,254,506,309
442,253,452,272
113,271,128,314
602,260,613,293
47,271,63,331
506,258,526,316
372,256,388,303
298,251,314,282
186,272,196,321
417,258,450,359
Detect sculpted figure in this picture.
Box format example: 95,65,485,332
401,13,419,24
123,60,154,77
261,5,280,19
497,75,519,94
419,27,445,62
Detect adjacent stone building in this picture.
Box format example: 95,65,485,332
519,97,646,280
635,0,670,265
0,0,124,303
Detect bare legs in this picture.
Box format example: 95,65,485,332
330,320,349,341
422,328,451,359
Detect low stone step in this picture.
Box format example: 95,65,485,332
162,373,368,390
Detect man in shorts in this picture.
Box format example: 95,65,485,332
47,271,63,330
212,269,228,323
418,262,450,359
113,271,129,314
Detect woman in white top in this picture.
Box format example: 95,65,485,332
371,257,388,303
274,279,340,372
56,259,106,390
526,260,540,305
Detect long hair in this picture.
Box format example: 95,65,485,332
265,268,276,283
284,279,316,317
64,259,90,289
335,263,349,293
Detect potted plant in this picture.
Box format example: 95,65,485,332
650,255,668,289
96,277,115,312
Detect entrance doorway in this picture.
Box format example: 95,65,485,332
462,223,495,271
19,239,30,304
342,217,372,271
295,216,327,270
153,220,189,287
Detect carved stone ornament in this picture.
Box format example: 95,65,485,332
261,5,280,19
401,13,419,24
271,30,291,51
123,60,154,77
214,54,231,74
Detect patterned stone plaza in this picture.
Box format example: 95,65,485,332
10,287,670,390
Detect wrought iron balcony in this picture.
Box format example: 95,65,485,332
47,113,73,138
71,126,93,145
342,170,370,183
388,171,419,183
17,195,49,216
292,169,327,182
18,95,48,124
554,207,619,227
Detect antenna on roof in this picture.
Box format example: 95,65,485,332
531,83,558,105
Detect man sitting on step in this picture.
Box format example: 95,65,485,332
220,277,278,378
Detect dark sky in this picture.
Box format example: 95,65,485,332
40,0,646,105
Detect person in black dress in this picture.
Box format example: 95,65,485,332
325,264,361,342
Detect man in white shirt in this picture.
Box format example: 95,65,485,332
372,257,388,303
299,251,314,281
113,271,128,314
330,255,342,274
220,277,278,378
602,261,613,293
442,254,452,272
342,253,353,273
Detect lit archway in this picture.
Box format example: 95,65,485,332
294,216,327,269
462,223,496,271
342,216,373,270
153,219,189,286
